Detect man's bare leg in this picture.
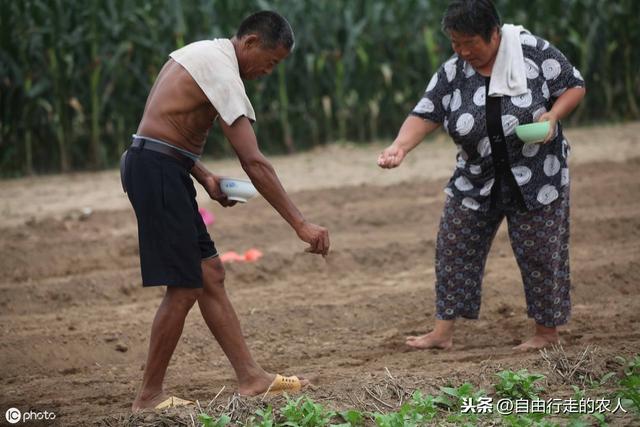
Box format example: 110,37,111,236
406,319,455,350
132,287,202,411
197,257,307,395
513,323,559,351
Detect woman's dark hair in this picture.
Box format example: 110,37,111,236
236,11,295,51
441,0,502,42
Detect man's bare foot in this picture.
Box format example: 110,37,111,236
131,390,168,412
238,373,309,396
513,324,559,352
406,332,453,350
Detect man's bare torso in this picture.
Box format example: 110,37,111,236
137,59,217,155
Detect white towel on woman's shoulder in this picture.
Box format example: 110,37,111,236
170,39,256,125
488,24,529,97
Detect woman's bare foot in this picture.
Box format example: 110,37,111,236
406,319,455,350
406,332,453,350
513,324,559,352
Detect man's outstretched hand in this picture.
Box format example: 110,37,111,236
296,221,330,256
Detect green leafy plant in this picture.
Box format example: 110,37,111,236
198,412,231,427
563,386,606,427
2,0,639,176
589,372,617,389
246,405,277,427
501,412,558,427
434,382,489,426
369,390,440,427
616,354,640,413
338,409,365,426
495,370,546,400
408,390,438,420
370,409,408,427
280,395,336,426
436,382,487,410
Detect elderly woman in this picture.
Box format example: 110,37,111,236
378,0,585,351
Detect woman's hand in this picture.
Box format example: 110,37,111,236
377,144,406,168
377,116,440,168
537,87,586,144
538,111,559,144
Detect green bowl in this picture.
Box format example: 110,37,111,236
515,121,550,144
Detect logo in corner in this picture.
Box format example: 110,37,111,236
5,408,21,424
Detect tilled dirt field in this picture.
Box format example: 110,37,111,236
0,123,639,426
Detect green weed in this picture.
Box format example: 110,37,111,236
589,372,617,389
338,409,365,426
566,386,607,427
495,370,546,400
198,412,231,427
280,395,336,426
246,406,277,427
616,355,640,413
188,359,640,427
370,390,439,427
501,412,558,427
436,382,487,410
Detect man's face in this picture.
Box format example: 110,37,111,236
238,35,290,80
448,28,499,70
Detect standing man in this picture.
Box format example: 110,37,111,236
121,11,329,411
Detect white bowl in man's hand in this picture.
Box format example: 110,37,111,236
220,178,258,203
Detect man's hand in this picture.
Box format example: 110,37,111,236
377,144,406,168
296,221,330,256
538,111,559,144
203,174,237,207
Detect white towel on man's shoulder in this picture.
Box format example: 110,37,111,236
488,24,529,97
170,39,256,125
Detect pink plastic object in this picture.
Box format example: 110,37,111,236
220,251,244,263
220,248,263,263
199,207,215,226
243,248,263,262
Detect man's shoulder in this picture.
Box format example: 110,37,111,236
170,39,231,58
169,38,239,78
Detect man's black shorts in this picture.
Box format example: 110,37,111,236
123,146,217,288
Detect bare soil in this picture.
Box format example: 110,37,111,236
0,122,639,426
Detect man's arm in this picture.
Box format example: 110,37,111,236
219,116,329,255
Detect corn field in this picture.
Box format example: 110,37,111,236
1,0,638,176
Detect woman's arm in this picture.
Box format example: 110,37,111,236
539,88,586,143
377,116,441,168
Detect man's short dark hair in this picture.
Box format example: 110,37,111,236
236,11,295,51
441,0,502,42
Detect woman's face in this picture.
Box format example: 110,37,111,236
449,28,500,71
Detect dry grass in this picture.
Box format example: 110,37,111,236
540,344,605,386
345,367,412,414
